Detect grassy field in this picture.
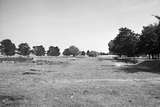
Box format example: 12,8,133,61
0,56,160,107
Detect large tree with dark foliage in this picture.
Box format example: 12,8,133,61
18,43,30,56
137,16,160,59
0,39,16,56
32,45,45,56
108,27,139,57
47,46,60,56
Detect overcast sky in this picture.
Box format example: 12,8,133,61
0,0,160,52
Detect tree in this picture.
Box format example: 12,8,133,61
68,46,79,56
32,45,45,56
138,23,160,59
63,48,70,56
0,45,2,54
87,50,90,56
81,51,86,56
155,15,160,59
99,52,108,55
136,16,160,59
87,51,98,57
108,27,139,57
0,39,16,56
18,43,30,56
47,46,60,56
63,45,80,56
108,40,115,54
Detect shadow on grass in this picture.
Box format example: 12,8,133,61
0,94,27,107
0,57,33,63
120,60,160,74
113,57,138,64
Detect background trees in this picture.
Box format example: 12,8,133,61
68,46,79,56
63,46,79,56
32,45,45,56
108,16,160,59
80,51,86,56
47,46,60,56
0,39,16,56
63,48,70,56
17,43,30,56
0,16,159,58
86,50,98,57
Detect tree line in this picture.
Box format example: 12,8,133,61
108,16,160,59
0,39,104,57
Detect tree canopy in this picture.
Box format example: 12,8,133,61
0,39,16,56
18,43,30,56
87,50,98,57
47,46,60,56
32,45,45,56
137,16,160,58
63,45,79,56
108,27,139,57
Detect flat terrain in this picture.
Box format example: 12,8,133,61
0,56,160,107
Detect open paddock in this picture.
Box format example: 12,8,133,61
0,56,160,107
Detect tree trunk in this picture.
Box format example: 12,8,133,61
149,54,151,59
151,53,154,59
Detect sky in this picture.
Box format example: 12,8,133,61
0,0,160,52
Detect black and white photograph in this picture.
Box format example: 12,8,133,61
0,0,160,106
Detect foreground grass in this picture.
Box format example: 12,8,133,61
0,56,160,107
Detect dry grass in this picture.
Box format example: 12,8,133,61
0,56,160,107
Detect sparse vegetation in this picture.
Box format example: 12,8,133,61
0,57,160,107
